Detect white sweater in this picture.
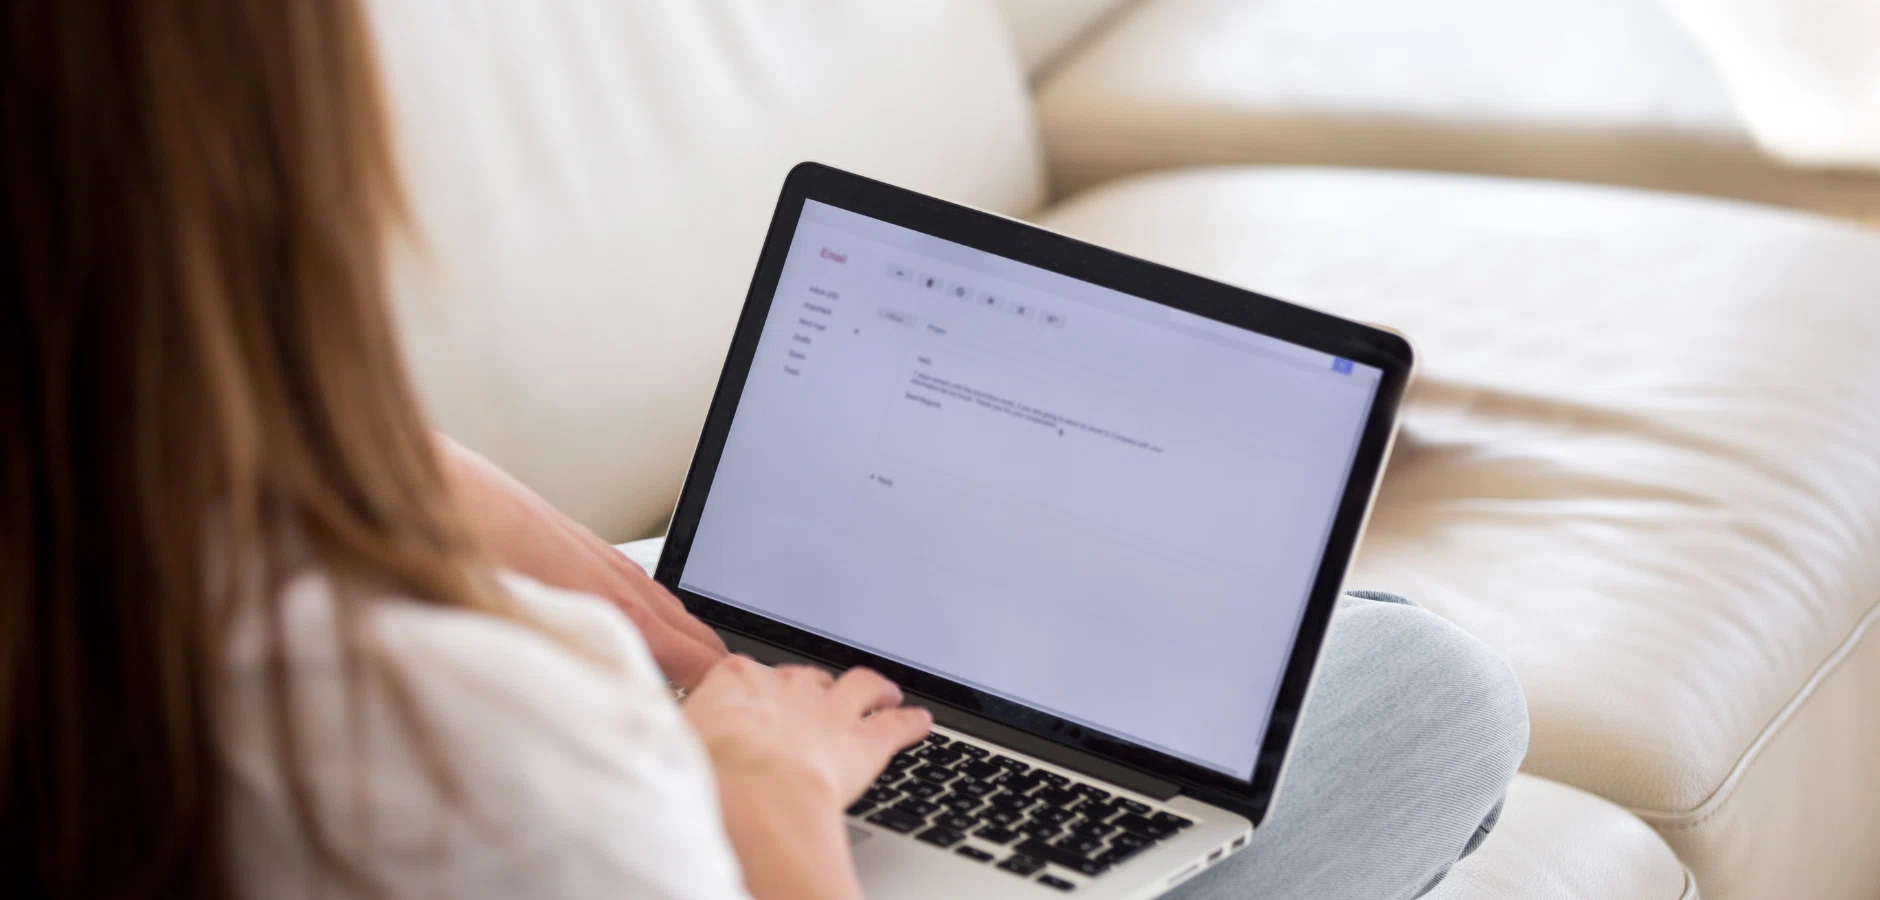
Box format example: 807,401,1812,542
219,569,752,899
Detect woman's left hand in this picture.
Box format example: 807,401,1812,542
437,435,729,687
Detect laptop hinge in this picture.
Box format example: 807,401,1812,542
919,699,1181,801
713,627,1182,802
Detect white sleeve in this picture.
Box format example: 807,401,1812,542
224,571,752,900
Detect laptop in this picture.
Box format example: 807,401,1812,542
654,163,1414,898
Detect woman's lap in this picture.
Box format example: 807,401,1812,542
1167,592,1529,900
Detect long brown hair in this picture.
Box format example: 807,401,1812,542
2,1,510,895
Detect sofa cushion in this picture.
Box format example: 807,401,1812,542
1035,168,1880,900
992,0,1136,74
1428,776,1696,900
368,0,1043,540
1033,0,1880,219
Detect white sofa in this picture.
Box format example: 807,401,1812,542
1027,0,1880,221
372,2,1880,898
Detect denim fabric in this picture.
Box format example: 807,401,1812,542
1167,592,1529,900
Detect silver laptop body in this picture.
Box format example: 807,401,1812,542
653,164,1413,898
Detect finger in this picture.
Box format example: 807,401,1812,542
776,665,835,689
602,587,730,690
828,667,903,719
720,653,774,687
651,615,728,691
668,606,730,657
593,536,730,655
690,651,750,693
616,605,719,688
858,706,933,758
564,513,729,656
573,537,727,688
651,629,735,690
648,585,730,656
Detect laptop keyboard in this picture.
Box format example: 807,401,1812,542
847,732,1196,891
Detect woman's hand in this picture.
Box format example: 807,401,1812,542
686,658,932,806
436,435,729,687
684,658,932,900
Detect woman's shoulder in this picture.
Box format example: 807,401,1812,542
227,565,678,754
233,566,650,676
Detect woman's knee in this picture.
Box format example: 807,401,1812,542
1166,596,1530,900
1301,595,1529,894
1318,593,1530,782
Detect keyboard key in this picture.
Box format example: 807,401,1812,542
893,798,940,818
1013,838,1110,877
1036,787,1080,808
867,808,925,834
1071,784,1111,802
956,778,998,798
1111,832,1153,851
984,807,1024,827
917,746,964,766
1018,820,1061,840
999,774,1046,795
953,743,991,760
1114,814,1177,840
997,854,1046,877
1116,798,1150,816
991,755,1030,773
904,780,945,799
912,765,958,785
873,772,904,789
1037,874,1076,892
925,734,950,746
1152,811,1195,830
990,792,1038,812
960,760,1004,781
846,800,876,817
1032,807,1075,825
1056,834,1105,856
940,794,983,814
974,824,1021,845
956,845,995,863
935,813,977,832
863,787,900,805
916,826,965,848
888,753,919,771
1095,844,1146,867
1077,801,1120,822
1071,819,1117,839
1036,772,1071,788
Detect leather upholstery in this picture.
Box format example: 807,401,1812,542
1036,167,1880,900
1427,776,1696,900
1033,0,1880,219
368,0,1044,541
992,0,1137,74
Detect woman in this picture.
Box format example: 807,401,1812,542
0,2,1527,898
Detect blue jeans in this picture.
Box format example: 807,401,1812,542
1169,592,1529,900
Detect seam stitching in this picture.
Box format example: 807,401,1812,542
1628,594,1880,827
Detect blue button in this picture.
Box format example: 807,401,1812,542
1331,358,1354,375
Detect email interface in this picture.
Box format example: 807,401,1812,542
681,201,1381,778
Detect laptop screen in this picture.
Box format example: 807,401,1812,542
679,200,1382,779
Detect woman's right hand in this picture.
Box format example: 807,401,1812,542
683,657,932,900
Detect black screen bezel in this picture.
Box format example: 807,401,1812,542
655,162,1413,824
